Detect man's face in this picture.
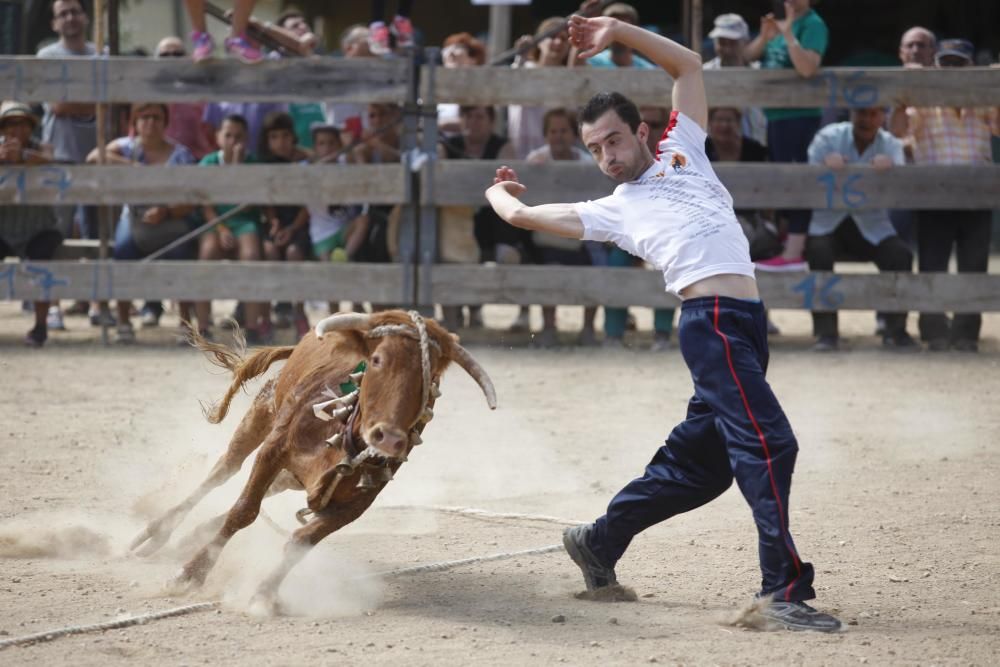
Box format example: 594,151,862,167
1,118,34,145
544,115,575,155
937,55,970,68
713,37,743,65
851,107,885,144
788,0,811,14
460,107,493,142
52,0,87,40
582,110,649,183
313,131,342,159
217,120,246,152
900,29,936,66
639,107,669,153
708,108,742,145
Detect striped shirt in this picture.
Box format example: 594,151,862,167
906,107,1000,165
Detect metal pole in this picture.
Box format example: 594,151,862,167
691,0,703,57
487,4,511,64
417,48,439,312
94,0,110,344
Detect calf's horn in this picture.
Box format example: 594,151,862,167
315,313,372,339
451,344,498,410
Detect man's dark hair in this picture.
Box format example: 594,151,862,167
51,0,85,18
221,114,249,133
459,105,496,121
579,92,641,134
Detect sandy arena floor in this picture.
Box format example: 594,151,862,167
1,301,998,666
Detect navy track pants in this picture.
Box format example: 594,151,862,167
589,296,816,602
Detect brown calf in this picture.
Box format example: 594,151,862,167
130,310,495,614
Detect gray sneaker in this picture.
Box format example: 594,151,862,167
562,524,617,591
761,600,842,633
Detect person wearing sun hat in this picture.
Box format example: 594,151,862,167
895,37,1000,352
0,101,62,347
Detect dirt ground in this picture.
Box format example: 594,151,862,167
1,300,999,666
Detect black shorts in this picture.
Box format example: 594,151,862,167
0,229,64,261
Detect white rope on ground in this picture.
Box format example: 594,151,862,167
377,504,586,527
0,602,218,651
359,543,566,580
1,541,568,649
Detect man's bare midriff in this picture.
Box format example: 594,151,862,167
680,274,760,300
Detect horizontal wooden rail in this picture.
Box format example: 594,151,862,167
3,162,995,209
4,261,998,312
0,164,407,205
0,56,409,104
4,58,997,108
430,162,1000,210
1,261,406,303
428,66,1000,108
420,265,1000,312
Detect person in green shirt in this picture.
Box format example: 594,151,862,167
744,0,828,271
196,114,271,343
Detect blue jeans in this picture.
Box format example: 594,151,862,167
588,296,816,602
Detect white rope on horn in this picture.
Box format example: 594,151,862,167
407,310,432,410
0,602,218,651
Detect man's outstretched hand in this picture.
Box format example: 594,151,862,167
489,165,527,198
568,14,617,60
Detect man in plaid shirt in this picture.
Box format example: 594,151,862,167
894,39,1000,352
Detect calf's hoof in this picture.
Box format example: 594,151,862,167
247,593,287,617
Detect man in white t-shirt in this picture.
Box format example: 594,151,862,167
484,13,840,633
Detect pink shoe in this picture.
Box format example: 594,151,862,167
191,30,215,63
391,15,415,48
224,34,263,64
294,316,310,341
368,21,391,55
755,256,807,272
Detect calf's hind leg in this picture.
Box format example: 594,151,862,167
168,431,286,592
130,381,276,557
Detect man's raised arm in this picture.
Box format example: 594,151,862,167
568,14,707,129
484,166,584,240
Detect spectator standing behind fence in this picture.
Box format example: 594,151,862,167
306,123,370,314
439,105,517,331
259,111,311,340
86,103,199,344
263,10,325,150
326,25,377,146
38,0,112,329
349,103,402,274
804,107,917,352
702,13,767,146
156,37,216,161
196,114,270,344
744,0,828,273
894,39,1000,353
524,108,598,347
437,33,487,137
184,0,262,64
0,102,61,347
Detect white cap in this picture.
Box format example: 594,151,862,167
708,13,749,41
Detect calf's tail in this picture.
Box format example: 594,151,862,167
188,326,296,424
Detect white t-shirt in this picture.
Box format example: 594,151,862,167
574,111,755,296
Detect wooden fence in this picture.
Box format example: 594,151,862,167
2,54,999,313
